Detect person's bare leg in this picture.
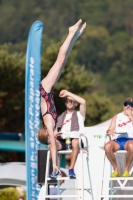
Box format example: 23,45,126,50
42,19,87,92
69,139,79,169
124,141,133,171
49,139,62,168
104,141,120,171
48,128,57,172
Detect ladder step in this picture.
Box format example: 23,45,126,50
109,187,133,190
101,195,133,198
44,195,80,198
47,177,77,180
57,188,91,190
102,177,133,180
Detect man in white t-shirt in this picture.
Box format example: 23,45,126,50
54,89,86,178
104,97,133,177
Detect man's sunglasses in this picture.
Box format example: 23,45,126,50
65,99,76,105
124,102,133,107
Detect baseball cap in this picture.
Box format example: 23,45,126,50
124,97,133,104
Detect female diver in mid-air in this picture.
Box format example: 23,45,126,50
38,19,86,178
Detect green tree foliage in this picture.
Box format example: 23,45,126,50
0,0,37,44
75,25,110,72
0,187,26,200
0,0,81,44
85,92,120,125
0,44,25,132
75,25,133,100
0,0,133,44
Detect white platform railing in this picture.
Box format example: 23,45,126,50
42,133,94,200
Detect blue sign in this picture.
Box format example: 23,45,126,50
25,21,43,200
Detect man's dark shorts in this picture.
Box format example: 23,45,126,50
114,137,133,150
57,138,84,150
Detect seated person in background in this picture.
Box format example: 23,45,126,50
55,89,86,178
38,89,86,178
104,97,133,177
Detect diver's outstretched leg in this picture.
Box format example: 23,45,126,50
42,19,87,92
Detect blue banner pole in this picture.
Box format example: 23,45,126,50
25,21,43,200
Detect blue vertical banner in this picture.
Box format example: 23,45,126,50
25,21,43,200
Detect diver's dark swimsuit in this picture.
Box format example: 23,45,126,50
39,82,57,123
